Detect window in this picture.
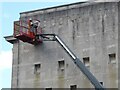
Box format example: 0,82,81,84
70,85,77,90
83,57,90,68
100,82,104,86
109,53,116,64
58,60,65,71
34,63,41,74
46,88,52,90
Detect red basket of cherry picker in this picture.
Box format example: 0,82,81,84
14,19,42,45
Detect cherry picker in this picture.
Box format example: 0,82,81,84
14,19,105,89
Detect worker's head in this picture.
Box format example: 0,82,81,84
29,18,32,21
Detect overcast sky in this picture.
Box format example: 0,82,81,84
0,0,87,89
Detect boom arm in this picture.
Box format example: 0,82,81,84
38,34,105,89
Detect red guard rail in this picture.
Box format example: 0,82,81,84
14,20,42,45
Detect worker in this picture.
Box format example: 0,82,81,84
29,18,40,35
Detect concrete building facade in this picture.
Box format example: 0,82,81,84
5,1,119,89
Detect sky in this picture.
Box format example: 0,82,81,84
0,0,87,89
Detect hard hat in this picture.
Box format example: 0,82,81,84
29,18,32,21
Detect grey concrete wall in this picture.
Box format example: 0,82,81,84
118,2,120,89
12,2,118,88
11,42,18,88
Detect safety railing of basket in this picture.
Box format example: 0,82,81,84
14,21,20,37
14,20,30,37
14,19,42,38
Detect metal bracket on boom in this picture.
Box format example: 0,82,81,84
36,34,56,41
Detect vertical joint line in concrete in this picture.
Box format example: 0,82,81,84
17,40,20,88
